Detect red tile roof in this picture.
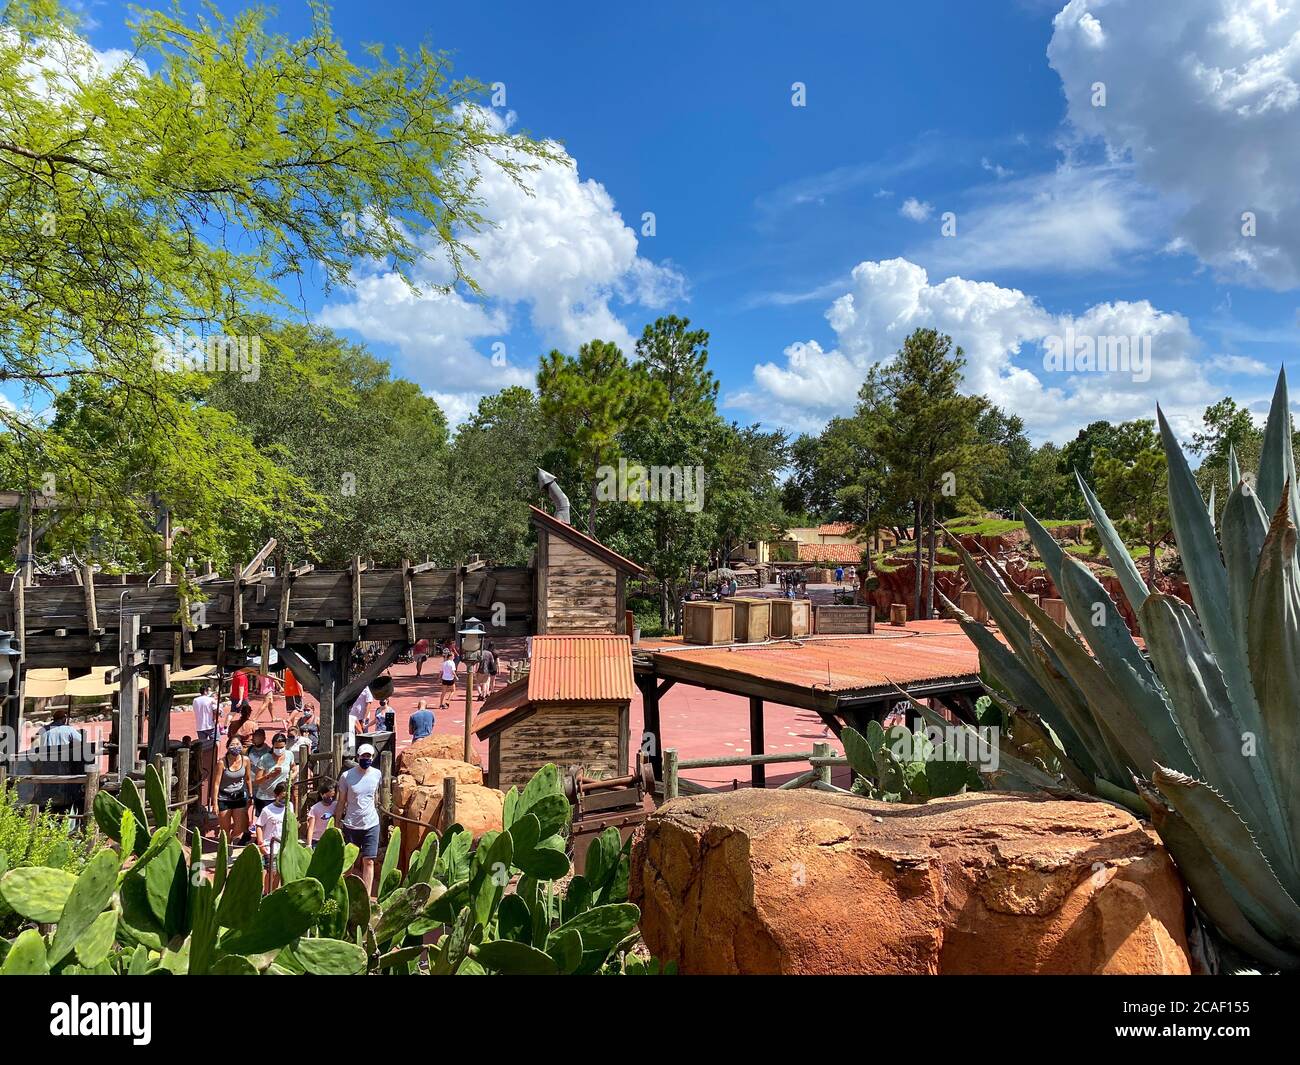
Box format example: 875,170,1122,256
796,543,863,563
473,635,635,737
817,522,855,535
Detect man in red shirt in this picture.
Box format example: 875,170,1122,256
284,668,303,714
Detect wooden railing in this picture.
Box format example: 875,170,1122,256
661,742,852,800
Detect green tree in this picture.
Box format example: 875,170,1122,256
1056,419,1157,517
0,0,550,565
537,340,667,536
633,315,718,413
1091,427,1168,583
865,329,987,618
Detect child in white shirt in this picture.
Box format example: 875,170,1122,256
307,781,337,844
255,783,289,893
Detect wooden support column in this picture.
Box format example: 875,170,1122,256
118,613,141,775
749,696,766,788
146,663,173,763
635,672,663,781
317,644,339,738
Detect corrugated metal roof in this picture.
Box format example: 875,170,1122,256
526,634,635,703
474,678,531,735
649,621,980,696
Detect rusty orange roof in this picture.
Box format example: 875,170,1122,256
816,522,855,535
527,634,634,703
646,621,980,706
474,677,531,735
796,543,863,563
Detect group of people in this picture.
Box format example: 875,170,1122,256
779,570,810,597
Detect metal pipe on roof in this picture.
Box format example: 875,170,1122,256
537,468,570,524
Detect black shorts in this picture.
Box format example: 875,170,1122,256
286,695,303,713
218,793,247,812
341,823,380,858
441,678,455,687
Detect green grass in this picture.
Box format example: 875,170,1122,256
944,517,1078,537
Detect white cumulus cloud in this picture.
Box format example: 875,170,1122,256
1048,0,1300,288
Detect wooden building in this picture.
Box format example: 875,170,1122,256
530,505,643,635
473,634,634,791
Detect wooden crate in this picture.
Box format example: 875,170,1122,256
730,597,771,642
683,601,734,645
958,590,988,624
769,598,811,638
815,605,876,634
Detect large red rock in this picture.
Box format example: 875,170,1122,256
631,789,1190,975
397,733,480,772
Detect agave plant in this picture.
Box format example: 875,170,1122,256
955,369,1300,972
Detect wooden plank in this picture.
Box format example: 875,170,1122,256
82,562,101,650
118,613,141,775
241,538,278,580
351,556,363,640
276,570,292,647
402,560,416,644
232,563,245,648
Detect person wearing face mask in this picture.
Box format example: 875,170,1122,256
255,782,290,893
252,732,293,815
335,743,383,895
217,740,253,846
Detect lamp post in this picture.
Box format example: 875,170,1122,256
458,617,485,763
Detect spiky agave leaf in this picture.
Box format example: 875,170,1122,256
1153,766,1300,953
1255,369,1300,524
1138,591,1291,879
1073,472,1151,616
1136,777,1300,971
1245,489,1300,885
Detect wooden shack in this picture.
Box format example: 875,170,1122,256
530,506,644,635
473,634,634,791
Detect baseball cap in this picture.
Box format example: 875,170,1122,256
357,743,376,757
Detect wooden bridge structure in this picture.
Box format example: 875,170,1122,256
0,550,531,771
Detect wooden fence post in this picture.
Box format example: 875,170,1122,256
664,748,679,801
175,747,190,825
440,775,457,834
813,741,832,786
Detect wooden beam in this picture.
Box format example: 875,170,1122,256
232,563,245,649
749,696,766,788
337,640,409,711
351,556,363,641
402,560,416,644
241,539,278,580
117,613,141,775
81,562,101,652
279,645,322,700
276,572,293,648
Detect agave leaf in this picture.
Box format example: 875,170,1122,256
1005,577,1167,778
1208,481,1217,530
951,539,1035,657
1255,369,1300,524
1140,591,1294,882
957,617,1098,783
1221,478,1271,646
1245,490,1300,879
1056,556,1195,776
1159,406,1266,745
1229,444,1241,492
1137,778,1300,972
1073,474,1150,615
1153,767,1300,950
1020,508,1067,592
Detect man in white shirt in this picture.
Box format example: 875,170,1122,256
192,686,218,747
348,686,373,735
336,743,383,894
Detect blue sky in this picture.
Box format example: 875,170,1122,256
74,0,1300,444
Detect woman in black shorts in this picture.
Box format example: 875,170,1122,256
216,741,252,845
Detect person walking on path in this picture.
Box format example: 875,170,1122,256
255,782,289,893
476,642,497,701
412,637,430,677
437,653,457,710
307,779,337,845
216,740,253,846
251,731,293,815
336,744,382,895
